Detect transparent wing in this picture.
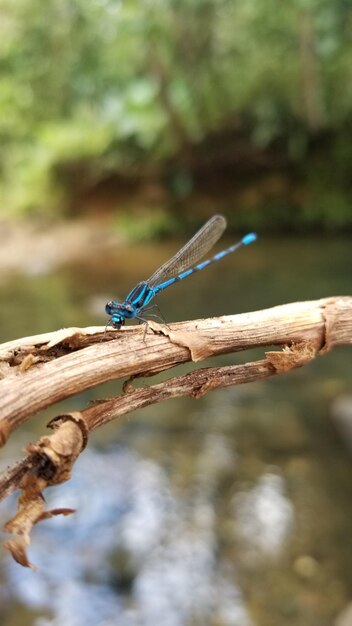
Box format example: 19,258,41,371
147,215,227,286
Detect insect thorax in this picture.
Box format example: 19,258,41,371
125,281,154,310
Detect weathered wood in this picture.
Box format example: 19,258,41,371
0,296,351,569
0,297,351,445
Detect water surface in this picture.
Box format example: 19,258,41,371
0,234,351,626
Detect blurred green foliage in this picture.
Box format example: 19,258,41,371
0,0,351,222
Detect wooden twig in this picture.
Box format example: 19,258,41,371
0,296,351,568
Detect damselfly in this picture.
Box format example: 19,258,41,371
105,215,257,330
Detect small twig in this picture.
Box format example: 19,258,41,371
84,345,315,431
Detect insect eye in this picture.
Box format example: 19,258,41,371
105,301,114,315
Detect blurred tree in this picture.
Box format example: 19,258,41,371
0,0,351,220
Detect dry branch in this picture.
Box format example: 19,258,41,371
0,295,351,568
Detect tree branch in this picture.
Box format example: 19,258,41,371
0,296,351,568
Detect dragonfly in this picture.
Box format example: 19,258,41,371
105,214,257,331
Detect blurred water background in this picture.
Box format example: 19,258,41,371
0,235,351,626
